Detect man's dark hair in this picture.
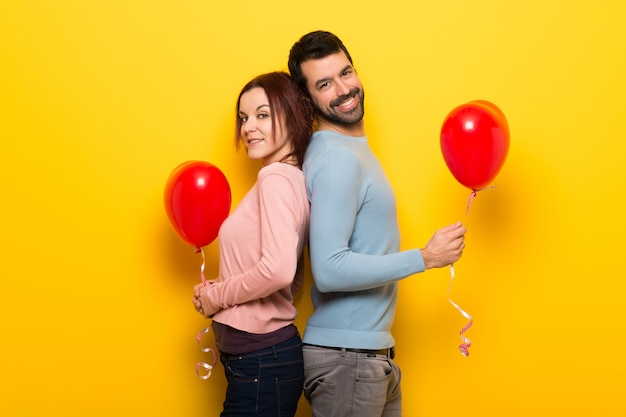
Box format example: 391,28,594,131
288,31,354,91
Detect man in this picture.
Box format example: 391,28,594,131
288,31,467,416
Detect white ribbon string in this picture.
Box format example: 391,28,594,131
196,247,207,286
196,362,213,380
195,326,218,380
448,264,473,357
446,187,495,357
193,248,217,379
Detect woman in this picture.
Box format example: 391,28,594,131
192,71,313,416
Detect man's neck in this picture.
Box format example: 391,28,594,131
317,119,365,137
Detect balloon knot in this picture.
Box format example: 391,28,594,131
195,247,201,253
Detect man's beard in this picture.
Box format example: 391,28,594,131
315,87,365,126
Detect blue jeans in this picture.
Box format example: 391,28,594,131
303,344,402,417
219,334,304,417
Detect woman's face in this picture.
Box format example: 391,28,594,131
238,87,293,165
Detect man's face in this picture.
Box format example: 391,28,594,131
300,51,365,128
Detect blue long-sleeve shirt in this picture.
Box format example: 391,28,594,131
302,130,426,350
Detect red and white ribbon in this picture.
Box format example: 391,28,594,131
193,247,218,379
195,246,207,287
447,187,494,356
448,264,473,357
195,327,218,380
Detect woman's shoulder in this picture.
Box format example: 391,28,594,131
257,163,308,205
258,162,304,181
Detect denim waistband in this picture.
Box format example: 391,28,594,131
221,334,302,360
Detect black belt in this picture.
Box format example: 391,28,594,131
304,344,395,359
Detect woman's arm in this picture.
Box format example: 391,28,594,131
197,172,304,316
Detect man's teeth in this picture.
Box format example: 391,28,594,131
339,97,354,107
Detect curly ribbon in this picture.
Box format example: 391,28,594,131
195,246,207,287
447,186,495,357
195,326,218,380
448,264,473,357
193,247,218,379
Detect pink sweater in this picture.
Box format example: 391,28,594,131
200,162,310,334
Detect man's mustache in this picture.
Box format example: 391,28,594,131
330,88,361,107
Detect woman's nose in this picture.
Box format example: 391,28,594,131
243,120,256,133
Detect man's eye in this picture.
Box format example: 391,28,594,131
319,82,329,90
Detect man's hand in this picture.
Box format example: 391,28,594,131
421,222,467,269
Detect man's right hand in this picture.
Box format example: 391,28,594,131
420,222,467,269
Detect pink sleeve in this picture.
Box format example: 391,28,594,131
199,173,303,315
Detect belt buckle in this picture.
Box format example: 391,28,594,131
364,347,395,358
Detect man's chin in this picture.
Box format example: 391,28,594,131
319,108,364,126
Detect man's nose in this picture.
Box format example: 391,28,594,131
334,79,351,97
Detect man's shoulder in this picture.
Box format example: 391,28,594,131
310,129,367,143
307,131,365,156
305,139,357,170
308,135,342,154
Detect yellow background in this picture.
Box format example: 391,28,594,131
2,1,625,416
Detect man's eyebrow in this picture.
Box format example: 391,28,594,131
340,65,352,73
314,77,331,89
314,65,353,89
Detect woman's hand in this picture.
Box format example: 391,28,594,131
192,280,217,318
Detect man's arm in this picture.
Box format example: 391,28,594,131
306,148,424,293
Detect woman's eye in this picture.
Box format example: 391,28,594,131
258,113,269,119
240,116,248,122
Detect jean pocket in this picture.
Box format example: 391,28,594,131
222,359,258,382
304,379,335,417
